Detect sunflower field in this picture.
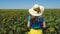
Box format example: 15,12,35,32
0,9,60,34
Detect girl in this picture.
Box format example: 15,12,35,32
27,4,46,34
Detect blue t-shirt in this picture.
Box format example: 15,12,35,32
28,16,46,28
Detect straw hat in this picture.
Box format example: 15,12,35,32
29,4,44,16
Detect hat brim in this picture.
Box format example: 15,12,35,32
28,6,44,16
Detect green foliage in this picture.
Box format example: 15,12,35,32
0,9,60,34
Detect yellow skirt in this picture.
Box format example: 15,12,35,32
28,28,43,34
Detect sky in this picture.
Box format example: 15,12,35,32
0,0,60,9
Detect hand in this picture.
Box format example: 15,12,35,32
27,22,30,28
43,22,46,28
